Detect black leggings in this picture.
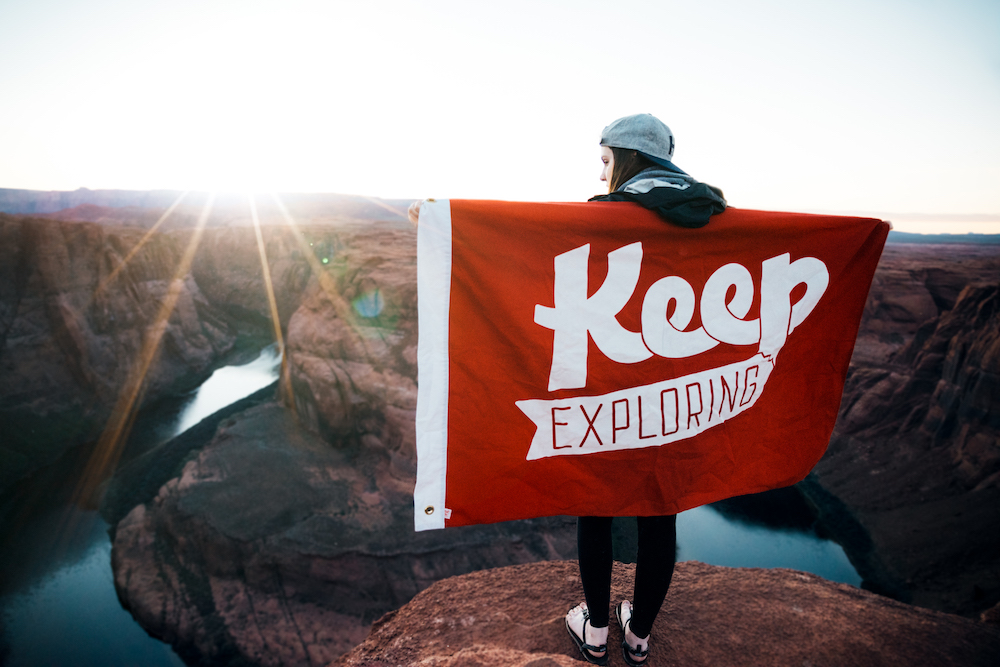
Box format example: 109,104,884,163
577,515,677,639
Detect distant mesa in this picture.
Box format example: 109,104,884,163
888,230,1000,245
35,203,168,226
0,187,412,229
0,186,183,215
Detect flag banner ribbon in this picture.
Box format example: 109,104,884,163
415,199,888,531
518,353,773,461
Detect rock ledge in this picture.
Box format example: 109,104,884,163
336,560,1000,667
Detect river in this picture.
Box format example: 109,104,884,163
0,343,858,665
0,345,283,666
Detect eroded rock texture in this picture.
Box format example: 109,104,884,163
815,243,1000,615
112,402,576,667
188,225,314,334
110,220,577,666
0,213,322,492
283,221,418,458
0,216,235,489
337,560,1000,667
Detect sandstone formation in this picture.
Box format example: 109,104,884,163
112,401,577,667
100,381,280,529
26,191,1000,663
0,215,236,490
109,218,580,666
812,243,1000,616
187,225,315,334
283,220,418,457
0,212,326,493
335,560,1000,667
0,187,977,666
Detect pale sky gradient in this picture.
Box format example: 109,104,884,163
1,0,998,232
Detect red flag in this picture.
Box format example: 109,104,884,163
415,199,888,530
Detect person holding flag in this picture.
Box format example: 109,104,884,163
564,114,726,666
409,114,885,665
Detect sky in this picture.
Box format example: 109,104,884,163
0,0,998,232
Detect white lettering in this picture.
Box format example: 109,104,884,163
534,243,652,391
534,243,829,390
759,253,829,359
701,262,759,345
641,276,719,358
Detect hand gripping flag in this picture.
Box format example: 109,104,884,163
414,199,888,530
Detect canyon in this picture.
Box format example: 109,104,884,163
0,212,314,492
810,243,1000,614
1,195,997,665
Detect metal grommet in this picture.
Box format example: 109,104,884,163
424,506,435,515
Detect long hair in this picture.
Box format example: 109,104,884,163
608,147,658,192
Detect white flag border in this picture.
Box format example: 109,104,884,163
414,199,452,531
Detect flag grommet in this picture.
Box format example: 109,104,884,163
424,506,435,515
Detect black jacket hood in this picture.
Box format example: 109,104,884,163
589,168,726,228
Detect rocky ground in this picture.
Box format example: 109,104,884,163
335,560,1000,667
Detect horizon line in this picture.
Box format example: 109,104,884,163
2,186,1000,230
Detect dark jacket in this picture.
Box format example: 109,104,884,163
589,167,726,228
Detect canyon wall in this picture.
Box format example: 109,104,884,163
0,215,233,490
0,214,314,492
811,244,1000,615
109,220,578,666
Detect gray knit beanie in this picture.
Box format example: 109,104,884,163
600,114,676,167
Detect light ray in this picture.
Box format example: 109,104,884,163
249,194,294,411
270,192,376,361
92,191,190,300
70,194,216,508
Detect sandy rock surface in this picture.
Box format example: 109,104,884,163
284,220,418,460
336,560,1000,667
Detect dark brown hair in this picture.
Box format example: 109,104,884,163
608,147,658,192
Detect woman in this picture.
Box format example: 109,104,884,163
409,114,726,665
564,114,725,666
